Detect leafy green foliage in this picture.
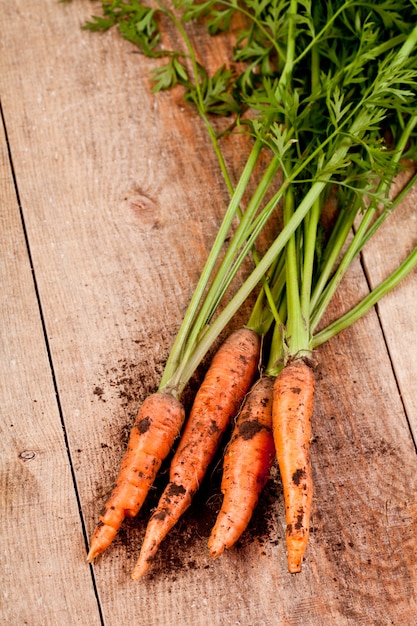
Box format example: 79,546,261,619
150,54,189,91
81,2,417,187
75,0,417,368
185,64,243,115
83,1,162,56
80,0,417,235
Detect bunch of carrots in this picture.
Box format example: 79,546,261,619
66,0,417,578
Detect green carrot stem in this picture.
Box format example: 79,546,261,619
159,137,263,390
275,0,298,94
310,200,385,333
359,168,417,249
312,244,417,348
284,184,309,357
309,192,362,315
246,252,286,333
310,114,417,332
391,22,417,71
301,194,321,330
265,321,286,376
300,23,321,329
165,177,328,394
194,154,281,327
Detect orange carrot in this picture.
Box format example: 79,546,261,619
208,375,275,558
87,392,185,562
272,359,315,573
131,327,261,580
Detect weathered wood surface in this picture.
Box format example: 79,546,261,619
1,1,416,624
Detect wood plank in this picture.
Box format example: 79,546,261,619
0,106,101,623
1,1,417,624
360,172,417,441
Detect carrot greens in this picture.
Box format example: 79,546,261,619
79,0,417,377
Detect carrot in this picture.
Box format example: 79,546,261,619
208,375,275,558
87,392,185,562
272,359,315,573
131,327,261,580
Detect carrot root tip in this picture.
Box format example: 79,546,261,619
208,543,225,559
288,561,302,574
131,559,152,581
86,547,100,563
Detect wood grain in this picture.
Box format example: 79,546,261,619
361,174,417,441
1,1,417,624
0,91,101,624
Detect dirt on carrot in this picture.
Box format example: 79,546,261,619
272,359,316,573
208,374,276,558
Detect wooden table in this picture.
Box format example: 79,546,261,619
1,2,417,624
